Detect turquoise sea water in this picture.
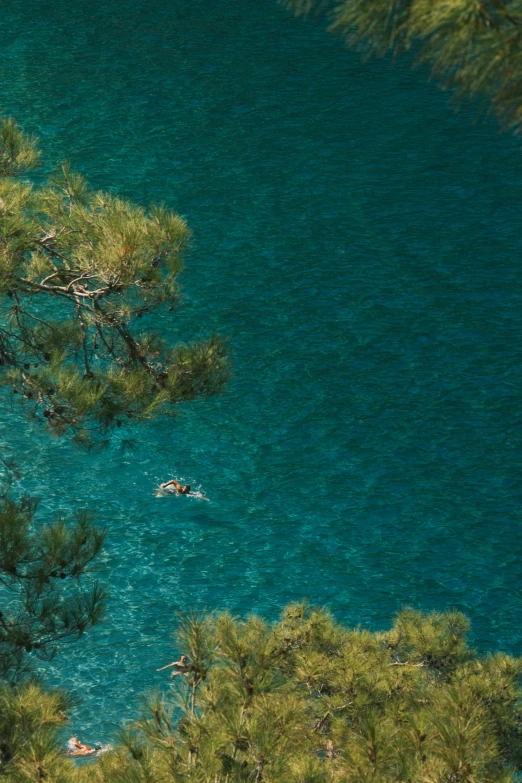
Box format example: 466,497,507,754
1,0,522,741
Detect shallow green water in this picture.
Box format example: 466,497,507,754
1,0,522,742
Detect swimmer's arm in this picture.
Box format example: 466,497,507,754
156,661,178,671
161,480,182,490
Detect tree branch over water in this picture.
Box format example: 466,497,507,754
0,456,106,680
282,0,522,135
0,117,229,447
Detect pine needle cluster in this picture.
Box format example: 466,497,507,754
81,605,522,783
0,680,77,783
0,458,106,783
0,459,106,680
0,117,229,446
282,0,522,134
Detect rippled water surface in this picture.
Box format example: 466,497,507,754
1,0,522,740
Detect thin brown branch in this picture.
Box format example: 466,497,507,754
76,305,92,378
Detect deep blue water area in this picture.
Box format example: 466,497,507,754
1,0,522,741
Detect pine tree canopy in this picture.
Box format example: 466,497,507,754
0,679,78,781
0,117,229,447
78,605,522,783
0,459,106,681
282,0,522,135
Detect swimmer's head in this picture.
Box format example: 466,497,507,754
183,485,191,494
180,654,187,662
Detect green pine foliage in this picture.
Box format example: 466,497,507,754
0,119,40,177
0,680,77,783
0,460,106,680
81,605,522,783
0,117,229,446
282,0,522,134
0,461,105,782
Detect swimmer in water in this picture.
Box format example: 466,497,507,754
68,738,96,756
157,479,209,500
157,654,189,677
160,479,191,495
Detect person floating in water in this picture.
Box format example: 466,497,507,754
160,479,191,495
157,653,189,677
68,737,98,756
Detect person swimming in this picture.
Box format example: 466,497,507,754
67,738,99,756
160,479,191,495
157,479,209,500
156,653,190,677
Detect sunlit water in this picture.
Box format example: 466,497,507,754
1,0,522,742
